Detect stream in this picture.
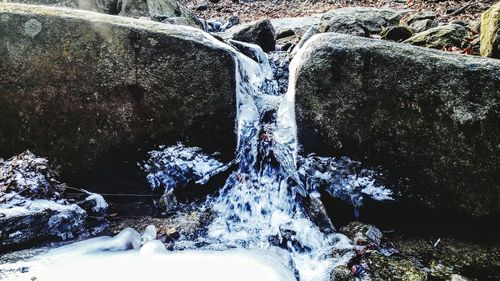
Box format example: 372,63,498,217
0,35,393,281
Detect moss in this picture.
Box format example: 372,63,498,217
404,24,467,49
480,2,500,58
369,252,427,281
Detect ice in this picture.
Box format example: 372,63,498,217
298,155,393,209
84,193,108,213
0,230,296,281
140,225,157,245
142,144,225,193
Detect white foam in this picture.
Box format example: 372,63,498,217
1,233,295,281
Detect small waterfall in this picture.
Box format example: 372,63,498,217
206,43,350,281
0,34,392,281
140,37,393,281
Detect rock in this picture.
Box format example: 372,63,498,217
0,195,87,248
207,20,223,32
330,265,355,281
303,195,336,234
294,33,500,216
76,193,109,234
368,252,427,281
2,0,203,28
0,4,238,187
381,25,414,42
161,16,193,27
449,20,467,27
291,25,319,56
340,222,383,245
387,234,500,280
409,19,438,33
0,151,66,200
480,2,500,58
0,151,108,247
320,15,368,37
405,11,437,25
319,7,405,35
221,15,239,30
276,29,295,40
276,34,300,52
222,15,319,43
194,1,208,11
233,19,276,52
404,24,468,49
269,15,321,36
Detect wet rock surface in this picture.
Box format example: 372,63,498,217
386,232,500,280
295,33,500,216
340,222,383,246
368,252,428,281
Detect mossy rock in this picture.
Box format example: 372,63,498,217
480,2,500,58
330,265,355,281
404,24,467,49
369,252,427,281
388,234,500,280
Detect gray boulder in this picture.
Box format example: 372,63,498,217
405,11,437,25
319,7,405,35
0,4,237,178
1,0,203,28
232,19,276,52
294,33,500,216
409,19,438,33
380,25,414,42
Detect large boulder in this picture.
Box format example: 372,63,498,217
480,2,500,58
294,33,500,216
0,4,237,187
1,0,203,28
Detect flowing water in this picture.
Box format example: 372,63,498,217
141,38,392,280
0,34,392,281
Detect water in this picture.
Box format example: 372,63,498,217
141,39,392,280
0,34,392,281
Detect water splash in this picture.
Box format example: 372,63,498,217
141,40,392,281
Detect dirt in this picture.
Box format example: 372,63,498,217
181,0,496,25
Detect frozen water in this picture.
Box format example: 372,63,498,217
0,228,296,281
298,155,393,210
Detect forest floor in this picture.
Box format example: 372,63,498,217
180,0,496,25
